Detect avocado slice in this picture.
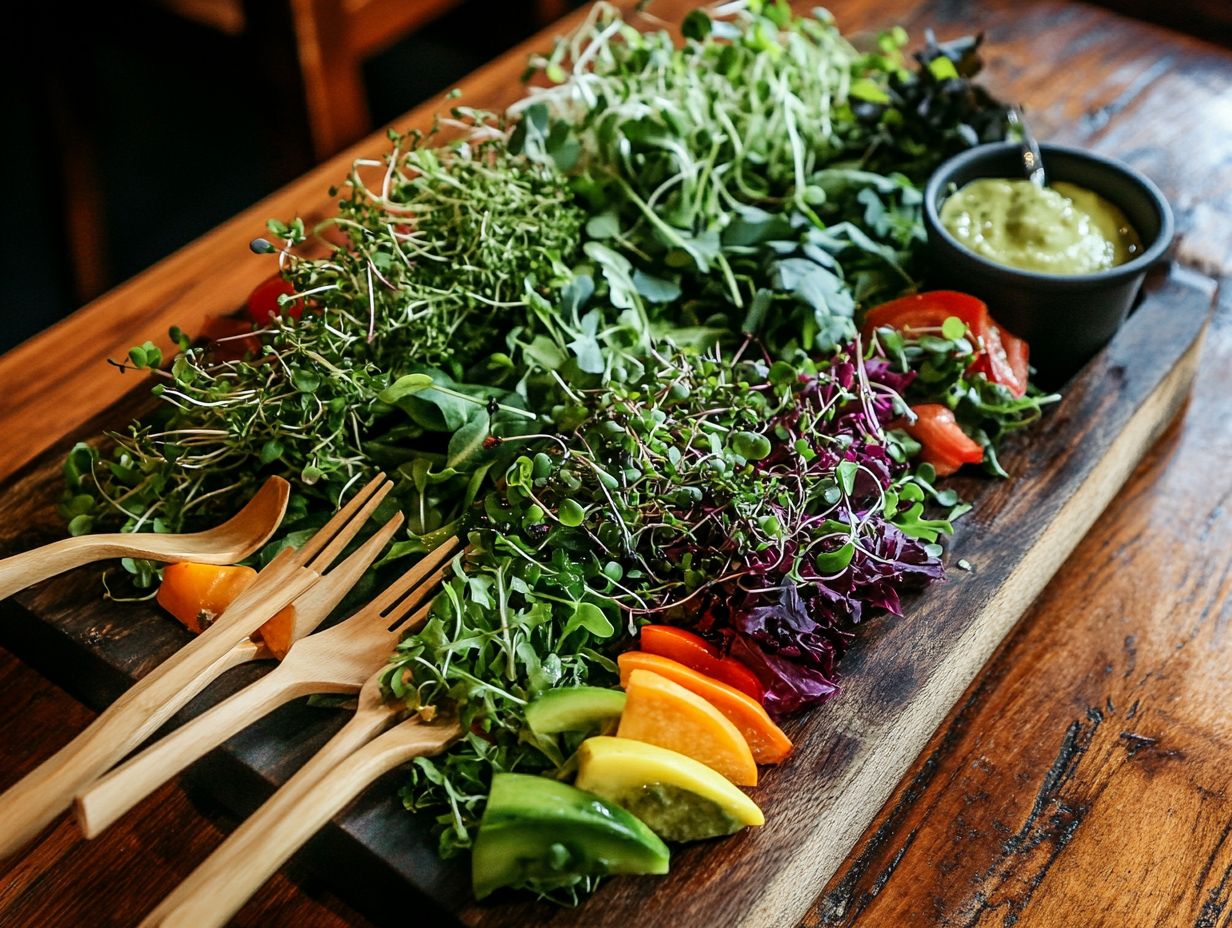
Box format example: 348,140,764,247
471,772,670,899
524,686,627,735
575,736,764,842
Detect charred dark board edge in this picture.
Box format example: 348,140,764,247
0,264,1215,928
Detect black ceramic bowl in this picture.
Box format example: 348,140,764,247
922,142,1174,385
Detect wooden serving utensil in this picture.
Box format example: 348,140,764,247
0,473,395,860
76,533,461,836
140,678,463,928
0,475,291,601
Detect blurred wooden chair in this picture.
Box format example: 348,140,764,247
51,0,567,306
163,0,569,158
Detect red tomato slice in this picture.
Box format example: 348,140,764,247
969,321,1029,398
902,404,984,477
638,625,764,703
860,291,991,342
862,291,1031,397
246,274,301,326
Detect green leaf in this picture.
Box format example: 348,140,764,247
682,9,711,40
292,369,321,393
259,440,284,465
585,212,621,240
836,460,858,495
632,269,682,304
941,316,967,340
928,56,960,81
446,410,491,469
63,442,97,490
815,542,855,575
524,335,568,371
849,78,890,104
557,499,585,527
379,373,436,403
732,431,771,461
563,602,614,640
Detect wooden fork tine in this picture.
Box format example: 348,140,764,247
368,535,462,616
289,472,386,567
304,479,394,573
383,560,454,632
390,598,435,636
275,512,406,647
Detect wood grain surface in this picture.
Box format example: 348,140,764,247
1,1,1230,927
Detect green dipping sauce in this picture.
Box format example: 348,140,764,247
940,178,1142,275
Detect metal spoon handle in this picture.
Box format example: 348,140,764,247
1008,105,1046,187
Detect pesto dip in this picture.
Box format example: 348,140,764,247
940,178,1142,274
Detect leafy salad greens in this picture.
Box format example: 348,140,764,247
63,0,1055,887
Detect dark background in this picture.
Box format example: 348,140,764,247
0,0,553,355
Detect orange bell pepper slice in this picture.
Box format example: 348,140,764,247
638,625,764,703
617,668,758,786
156,561,294,655
618,652,792,764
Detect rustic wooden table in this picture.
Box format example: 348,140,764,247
1,1,1229,926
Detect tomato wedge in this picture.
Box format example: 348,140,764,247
969,322,1029,398
901,404,985,477
860,291,990,341
246,274,301,326
638,625,764,704
862,291,1030,396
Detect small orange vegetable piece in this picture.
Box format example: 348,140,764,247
638,625,763,703
618,652,792,765
254,605,298,659
617,669,758,786
157,562,294,652
157,563,257,634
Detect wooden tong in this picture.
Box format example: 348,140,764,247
0,475,290,601
76,533,461,836
142,674,462,928
0,473,396,860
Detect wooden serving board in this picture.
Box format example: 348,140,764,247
0,264,1214,928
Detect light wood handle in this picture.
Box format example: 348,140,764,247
0,556,315,860
75,661,326,837
0,536,112,600
140,705,402,926
145,718,460,928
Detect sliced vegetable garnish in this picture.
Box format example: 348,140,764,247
245,274,301,326
471,772,669,900
157,561,293,650
617,669,757,786
617,653,792,764
969,321,1030,397
861,290,990,341
638,626,763,703
863,291,1031,397
525,686,627,736
901,404,985,476
157,562,257,634
575,736,764,842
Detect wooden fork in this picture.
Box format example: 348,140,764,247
0,473,394,860
0,475,290,601
76,533,461,836
141,678,462,928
